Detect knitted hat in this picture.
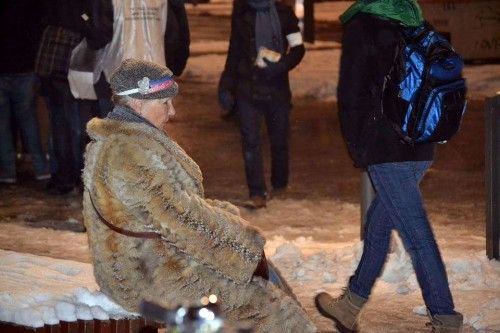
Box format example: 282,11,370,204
110,59,178,100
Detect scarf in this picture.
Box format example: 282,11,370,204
246,0,284,55
107,104,155,128
340,0,424,27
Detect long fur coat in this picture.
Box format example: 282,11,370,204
82,117,316,332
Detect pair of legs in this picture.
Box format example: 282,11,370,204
0,73,49,182
42,78,102,191
237,98,290,198
349,161,455,315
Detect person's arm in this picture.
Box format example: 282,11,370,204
261,5,305,78
281,6,305,70
337,18,373,167
93,137,265,284
218,0,243,111
165,0,190,76
204,199,241,217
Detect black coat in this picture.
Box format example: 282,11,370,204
338,13,434,168
40,0,113,50
165,0,190,76
221,0,305,103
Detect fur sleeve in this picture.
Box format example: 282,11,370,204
96,136,264,284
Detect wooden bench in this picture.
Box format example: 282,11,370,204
0,318,164,333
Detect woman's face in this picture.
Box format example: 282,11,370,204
141,98,176,129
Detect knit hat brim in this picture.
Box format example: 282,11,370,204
110,59,179,100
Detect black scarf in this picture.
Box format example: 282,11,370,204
246,0,284,55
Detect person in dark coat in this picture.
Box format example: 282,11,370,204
165,0,191,77
35,0,113,193
314,1,463,333
219,0,305,208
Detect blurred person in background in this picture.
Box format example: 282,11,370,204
219,0,305,209
0,0,50,184
35,0,113,194
94,0,191,108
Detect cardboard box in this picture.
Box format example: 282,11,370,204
420,1,500,61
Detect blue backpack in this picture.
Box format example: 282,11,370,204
383,23,467,144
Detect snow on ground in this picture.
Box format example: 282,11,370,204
0,250,133,328
0,199,499,332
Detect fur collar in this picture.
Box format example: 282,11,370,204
87,117,203,185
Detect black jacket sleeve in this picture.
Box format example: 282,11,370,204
165,0,190,76
220,0,244,92
280,5,305,71
337,18,374,167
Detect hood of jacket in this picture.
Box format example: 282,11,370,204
340,0,424,27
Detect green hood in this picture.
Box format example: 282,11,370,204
340,0,424,27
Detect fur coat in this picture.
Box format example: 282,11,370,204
82,117,316,332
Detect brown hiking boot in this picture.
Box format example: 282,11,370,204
427,313,464,333
314,289,367,333
243,196,266,209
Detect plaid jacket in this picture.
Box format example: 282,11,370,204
35,25,82,80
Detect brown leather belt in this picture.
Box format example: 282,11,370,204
87,190,161,239
87,189,268,280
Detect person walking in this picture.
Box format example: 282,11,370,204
219,0,305,209
314,1,464,332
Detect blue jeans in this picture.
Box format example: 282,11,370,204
238,98,290,197
349,161,455,316
0,73,48,179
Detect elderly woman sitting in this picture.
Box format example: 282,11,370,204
82,59,316,332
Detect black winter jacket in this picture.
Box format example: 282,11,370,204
221,0,305,103
41,0,113,50
338,13,434,168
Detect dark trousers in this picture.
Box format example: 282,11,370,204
237,98,290,197
0,73,48,179
42,78,99,189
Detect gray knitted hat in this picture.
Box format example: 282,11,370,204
110,59,178,100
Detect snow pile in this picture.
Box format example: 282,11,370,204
269,233,500,293
0,250,134,328
268,234,500,332
0,230,499,330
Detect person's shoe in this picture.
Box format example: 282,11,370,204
314,288,367,333
426,312,464,333
243,196,267,209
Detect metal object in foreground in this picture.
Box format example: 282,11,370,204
360,171,376,240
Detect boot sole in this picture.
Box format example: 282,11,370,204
314,296,357,333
